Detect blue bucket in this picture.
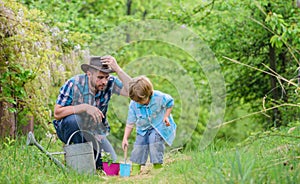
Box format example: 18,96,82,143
120,163,131,177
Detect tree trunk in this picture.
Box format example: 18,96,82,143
0,101,16,137
21,115,34,134
279,51,288,103
269,44,281,127
126,0,132,43
298,67,300,86
126,0,132,15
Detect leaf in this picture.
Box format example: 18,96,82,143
8,107,17,113
6,98,16,105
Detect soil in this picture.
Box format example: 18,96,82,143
100,151,192,182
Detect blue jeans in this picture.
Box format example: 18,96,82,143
53,114,106,169
97,136,118,162
130,128,165,165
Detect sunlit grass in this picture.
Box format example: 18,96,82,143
1,126,299,183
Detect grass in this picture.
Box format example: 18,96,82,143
1,126,300,184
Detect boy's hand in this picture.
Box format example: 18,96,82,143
164,117,170,127
122,139,129,151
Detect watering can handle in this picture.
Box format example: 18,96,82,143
66,130,100,163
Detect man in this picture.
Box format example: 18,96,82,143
53,55,131,169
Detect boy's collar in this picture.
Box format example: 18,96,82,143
136,94,153,108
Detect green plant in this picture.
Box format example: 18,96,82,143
0,0,88,137
101,149,114,166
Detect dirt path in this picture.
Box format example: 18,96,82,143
101,151,191,183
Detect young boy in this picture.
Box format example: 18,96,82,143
122,76,176,174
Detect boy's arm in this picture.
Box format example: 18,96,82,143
163,107,172,126
122,125,134,150
162,92,174,126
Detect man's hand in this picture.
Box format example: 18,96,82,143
85,105,105,124
101,55,120,72
101,55,132,97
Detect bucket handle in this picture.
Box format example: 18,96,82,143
66,130,100,163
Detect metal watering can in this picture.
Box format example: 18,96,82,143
26,130,99,175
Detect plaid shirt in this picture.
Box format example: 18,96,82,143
126,90,177,146
56,74,123,135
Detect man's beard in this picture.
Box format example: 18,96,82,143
97,84,106,91
91,80,105,92
95,82,106,92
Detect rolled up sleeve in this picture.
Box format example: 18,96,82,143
126,101,137,126
162,94,174,108
112,77,123,95
56,79,74,106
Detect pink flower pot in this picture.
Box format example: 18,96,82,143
103,162,120,176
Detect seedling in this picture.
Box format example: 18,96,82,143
101,149,113,166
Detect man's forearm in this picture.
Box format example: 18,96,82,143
115,68,132,96
54,104,87,120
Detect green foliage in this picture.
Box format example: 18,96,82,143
159,126,300,183
19,0,125,43
0,0,87,134
0,135,106,183
0,63,35,109
184,1,300,128
13,0,300,150
101,149,114,165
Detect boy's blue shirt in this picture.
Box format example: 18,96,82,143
127,90,177,146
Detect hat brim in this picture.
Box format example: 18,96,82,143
81,64,115,73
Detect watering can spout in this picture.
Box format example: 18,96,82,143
26,131,67,171
27,130,100,175
26,131,36,146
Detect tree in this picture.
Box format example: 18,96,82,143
15,0,300,148
0,0,87,137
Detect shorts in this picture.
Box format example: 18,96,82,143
130,128,165,165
